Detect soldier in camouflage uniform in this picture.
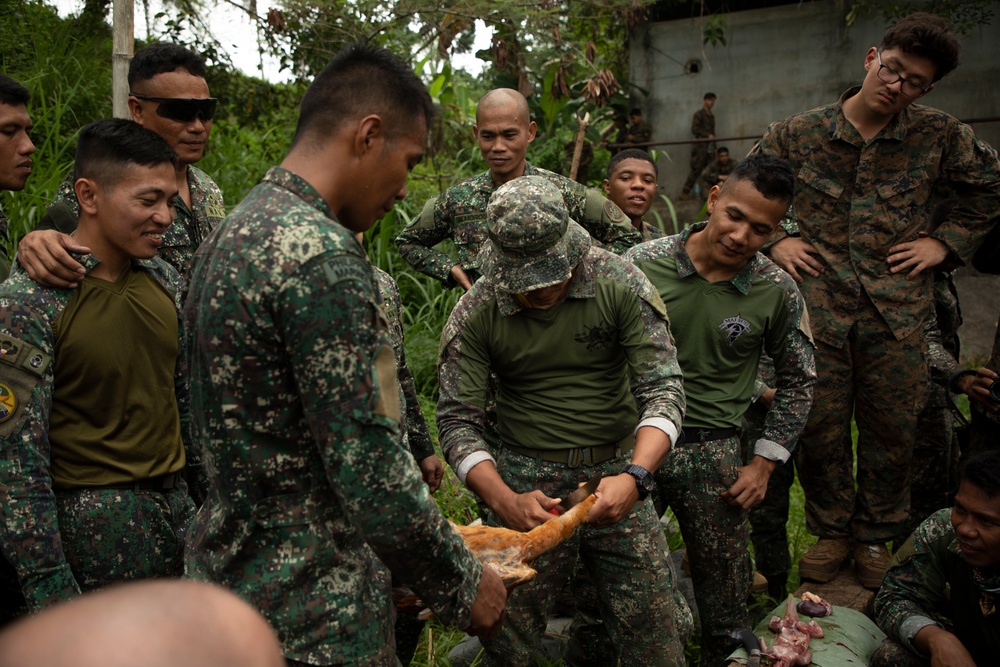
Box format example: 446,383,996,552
680,93,716,199
183,43,506,667
438,175,689,667
626,154,816,665
755,13,1000,590
0,75,34,281
604,148,665,241
871,449,1000,666
949,317,1000,456
16,43,224,296
626,108,652,146
0,119,195,612
395,88,640,291
700,146,734,191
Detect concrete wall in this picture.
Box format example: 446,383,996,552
630,1,1000,198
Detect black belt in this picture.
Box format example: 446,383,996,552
93,472,180,492
505,434,634,467
680,427,738,443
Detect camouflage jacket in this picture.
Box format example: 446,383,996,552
626,223,816,461
924,270,963,387
627,119,652,144
755,87,1000,346
183,167,481,665
0,207,9,280
692,107,715,139
45,165,224,294
640,219,665,242
373,265,435,461
395,163,640,286
700,158,734,188
0,256,186,611
874,509,1000,662
437,246,684,477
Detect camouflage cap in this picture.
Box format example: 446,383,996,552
482,176,591,294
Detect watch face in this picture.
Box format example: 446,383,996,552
641,475,654,491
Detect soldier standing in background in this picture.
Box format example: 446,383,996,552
680,92,716,200
626,107,652,145
183,43,506,666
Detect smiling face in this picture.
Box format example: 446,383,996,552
0,102,35,191
858,47,936,120
951,481,1000,569
604,157,657,227
128,69,213,165
699,178,788,275
474,101,536,185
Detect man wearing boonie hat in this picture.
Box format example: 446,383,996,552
438,175,690,666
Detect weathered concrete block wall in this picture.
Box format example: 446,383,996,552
630,1,1000,197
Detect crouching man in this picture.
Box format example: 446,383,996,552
438,175,689,666
0,118,195,611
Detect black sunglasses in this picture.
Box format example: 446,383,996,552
130,94,218,122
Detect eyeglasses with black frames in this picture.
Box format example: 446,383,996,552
875,51,930,98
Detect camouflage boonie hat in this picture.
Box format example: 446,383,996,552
482,176,591,294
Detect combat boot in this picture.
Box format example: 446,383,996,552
798,537,849,583
853,542,890,590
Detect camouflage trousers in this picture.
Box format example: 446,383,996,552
482,448,689,667
869,638,928,666
286,642,401,667
742,404,794,582
903,382,960,543
683,145,713,194
797,298,928,544
653,434,753,667
55,480,195,593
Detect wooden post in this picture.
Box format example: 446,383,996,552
569,111,590,183
112,0,134,119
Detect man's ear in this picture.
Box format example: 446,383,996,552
354,114,384,158
602,179,611,195
75,178,101,216
526,121,537,143
706,184,722,214
127,97,144,125
864,46,878,72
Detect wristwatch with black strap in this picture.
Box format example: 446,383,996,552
621,464,654,500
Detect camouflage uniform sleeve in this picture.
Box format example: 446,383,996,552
924,305,962,388
758,270,817,460
280,252,482,626
32,179,81,234
437,289,494,479
0,299,82,610
394,196,460,286
574,187,641,255
928,123,1000,264
874,509,954,655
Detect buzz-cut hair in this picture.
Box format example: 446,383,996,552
723,153,794,204
717,146,730,155
292,41,435,149
880,12,961,82
0,74,30,106
959,450,1000,498
607,148,658,180
128,43,207,89
704,92,717,100
74,118,178,190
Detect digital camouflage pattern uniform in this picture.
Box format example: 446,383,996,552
373,265,434,666
755,87,1000,545
700,158,734,190
627,119,652,145
0,256,193,612
438,176,689,667
42,165,225,294
626,222,816,666
639,219,665,242
682,107,715,195
394,163,640,287
184,167,483,667
871,509,1000,666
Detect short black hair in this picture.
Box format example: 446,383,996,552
881,12,961,82
722,153,794,203
0,74,30,106
629,108,642,117
704,92,717,100
74,118,178,189
607,148,658,179
128,43,207,89
717,146,729,155
959,450,1000,499
293,41,435,149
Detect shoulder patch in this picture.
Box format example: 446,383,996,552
0,382,16,424
604,199,626,223
320,256,371,288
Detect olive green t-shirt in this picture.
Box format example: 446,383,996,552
49,264,185,488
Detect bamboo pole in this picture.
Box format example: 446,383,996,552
569,111,590,183
112,0,134,119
